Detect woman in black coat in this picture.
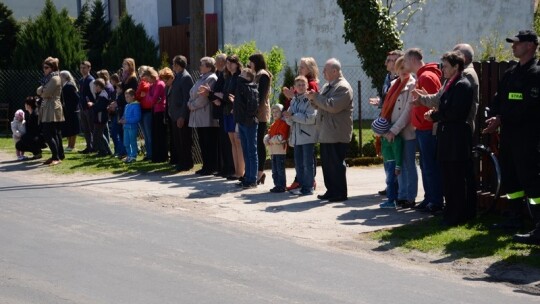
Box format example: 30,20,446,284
16,96,45,158
59,71,80,151
422,51,476,226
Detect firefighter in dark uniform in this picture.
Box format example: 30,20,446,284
483,30,540,245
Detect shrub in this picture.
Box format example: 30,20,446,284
12,0,86,70
278,63,297,106
347,133,361,158
362,139,377,157
102,14,159,70
0,2,19,68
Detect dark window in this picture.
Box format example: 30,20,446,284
172,0,190,25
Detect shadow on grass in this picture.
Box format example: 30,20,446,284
372,215,540,290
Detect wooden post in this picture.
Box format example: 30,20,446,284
189,0,206,65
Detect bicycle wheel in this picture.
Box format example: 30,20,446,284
472,144,501,216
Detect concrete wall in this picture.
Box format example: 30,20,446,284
222,0,534,119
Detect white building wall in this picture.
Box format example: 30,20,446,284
223,0,534,119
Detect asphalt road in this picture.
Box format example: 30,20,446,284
0,176,534,304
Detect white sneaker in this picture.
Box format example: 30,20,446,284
289,189,302,196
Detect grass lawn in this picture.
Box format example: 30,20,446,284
354,119,376,147
370,216,540,268
0,135,183,175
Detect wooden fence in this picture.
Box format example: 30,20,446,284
158,13,219,63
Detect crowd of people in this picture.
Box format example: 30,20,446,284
9,29,540,245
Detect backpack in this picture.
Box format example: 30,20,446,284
244,82,259,117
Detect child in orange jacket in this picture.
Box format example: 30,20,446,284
264,104,290,192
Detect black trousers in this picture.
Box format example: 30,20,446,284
218,119,235,175
257,122,267,171
16,137,43,156
440,160,476,225
152,112,168,163
171,122,193,170
320,143,349,198
198,127,219,173
42,122,64,160
168,115,177,165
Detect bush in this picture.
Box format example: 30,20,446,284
345,157,383,167
216,41,285,103
12,0,86,70
0,2,19,69
347,133,360,158
278,63,297,106
362,139,377,157
102,14,159,70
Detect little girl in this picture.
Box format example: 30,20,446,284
11,109,27,160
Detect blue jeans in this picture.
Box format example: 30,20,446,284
238,123,258,184
398,138,418,201
416,129,443,205
294,143,315,193
109,115,126,156
140,111,152,158
384,160,398,202
123,124,138,158
271,154,286,189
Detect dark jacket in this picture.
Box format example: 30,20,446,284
168,69,194,121
93,90,110,124
79,74,95,110
234,77,259,125
431,75,473,162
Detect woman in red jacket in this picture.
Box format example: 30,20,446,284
142,67,167,163
136,65,152,160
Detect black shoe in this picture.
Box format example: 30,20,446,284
96,152,111,157
414,200,429,210
242,182,257,189
513,230,540,245
257,173,266,185
227,175,240,181
235,181,244,187
78,148,92,154
270,187,286,193
195,169,205,175
317,193,331,200
398,200,415,208
378,189,387,196
420,203,443,213
328,196,348,202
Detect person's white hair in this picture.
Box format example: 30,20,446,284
453,43,474,65
215,53,227,63
326,58,342,74
59,70,78,91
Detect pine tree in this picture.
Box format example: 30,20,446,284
83,0,111,70
102,14,159,70
74,0,90,32
12,0,86,70
0,2,19,68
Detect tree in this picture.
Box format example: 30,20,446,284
102,14,159,70
74,0,91,32
0,2,19,68
337,0,424,93
83,0,111,69
12,0,86,70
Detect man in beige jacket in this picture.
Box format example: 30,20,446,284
307,58,353,202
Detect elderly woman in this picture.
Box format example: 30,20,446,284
379,56,417,209
141,67,167,163
59,70,80,152
416,51,475,226
189,57,219,175
37,57,64,165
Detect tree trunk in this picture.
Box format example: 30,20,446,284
189,0,206,65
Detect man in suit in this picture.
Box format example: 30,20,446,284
78,61,95,154
307,58,353,202
169,55,195,171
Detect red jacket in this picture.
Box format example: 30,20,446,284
411,63,442,130
136,80,152,110
145,80,167,113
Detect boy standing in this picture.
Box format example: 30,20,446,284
120,89,141,163
372,117,402,208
